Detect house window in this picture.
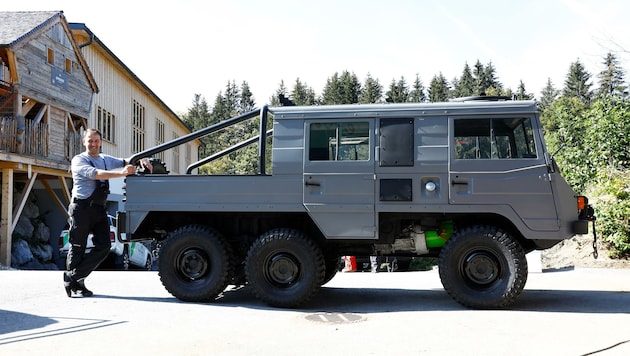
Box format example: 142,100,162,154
185,143,191,168
65,58,72,73
47,48,54,65
155,119,165,161
97,106,115,143
172,132,180,173
132,100,145,153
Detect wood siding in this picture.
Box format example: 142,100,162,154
75,32,198,173
14,22,92,117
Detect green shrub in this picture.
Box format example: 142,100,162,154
587,169,630,258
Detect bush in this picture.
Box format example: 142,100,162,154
587,169,630,258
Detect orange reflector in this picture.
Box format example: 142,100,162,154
577,196,588,210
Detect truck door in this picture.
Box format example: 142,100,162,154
449,115,559,231
303,120,375,239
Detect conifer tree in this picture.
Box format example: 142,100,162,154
409,74,426,102
515,80,534,100
269,80,289,106
597,52,627,99
385,76,409,103
539,78,560,112
454,62,475,98
239,81,255,113
563,59,592,104
291,78,317,105
428,73,450,102
359,73,383,103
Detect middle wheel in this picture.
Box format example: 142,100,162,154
245,228,325,308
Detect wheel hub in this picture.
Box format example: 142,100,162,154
464,251,500,285
266,253,300,286
178,249,208,280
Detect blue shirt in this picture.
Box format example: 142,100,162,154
71,152,125,199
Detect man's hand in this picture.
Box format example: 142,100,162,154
140,158,153,173
121,164,137,176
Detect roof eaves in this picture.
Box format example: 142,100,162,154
68,22,190,134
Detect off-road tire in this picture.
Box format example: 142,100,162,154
438,225,528,309
159,225,233,302
245,228,325,308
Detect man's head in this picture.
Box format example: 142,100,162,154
83,128,102,157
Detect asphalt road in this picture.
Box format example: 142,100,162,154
1,268,629,356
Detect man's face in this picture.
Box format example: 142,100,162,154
83,133,102,156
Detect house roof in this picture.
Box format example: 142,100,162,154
0,10,62,47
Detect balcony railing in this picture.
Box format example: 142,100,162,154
0,116,48,156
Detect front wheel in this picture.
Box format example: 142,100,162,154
438,225,528,309
245,228,325,308
158,225,233,302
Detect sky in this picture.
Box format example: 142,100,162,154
5,0,630,114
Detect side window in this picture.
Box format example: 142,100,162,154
309,122,370,161
454,117,537,159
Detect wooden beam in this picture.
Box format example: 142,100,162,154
11,172,37,231
41,179,69,219
58,176,71,205
33,104,48,125
1,168,13,266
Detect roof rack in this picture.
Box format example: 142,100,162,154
449,95,513,102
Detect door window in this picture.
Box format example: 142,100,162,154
454,117,537,159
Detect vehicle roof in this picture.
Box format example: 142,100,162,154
269,100,538,119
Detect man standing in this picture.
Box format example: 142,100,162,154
64,128,151,297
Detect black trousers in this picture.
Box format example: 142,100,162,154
66,202,110,281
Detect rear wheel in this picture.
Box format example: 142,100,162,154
245,228,325,308
159,225,233,302
438,225,528,309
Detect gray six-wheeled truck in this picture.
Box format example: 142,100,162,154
119,97,595,309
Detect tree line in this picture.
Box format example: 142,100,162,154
182,52,630,258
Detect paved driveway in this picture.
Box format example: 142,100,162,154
1,268,629,355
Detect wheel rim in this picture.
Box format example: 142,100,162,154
177,248,209,280
462,250,501,287
264,252,300,287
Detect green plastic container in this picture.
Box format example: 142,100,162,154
425,220,454,248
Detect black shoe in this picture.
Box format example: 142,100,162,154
63,272,73,297
73,279,93,297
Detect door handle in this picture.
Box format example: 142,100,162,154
451,179,468,185
305,181,321,187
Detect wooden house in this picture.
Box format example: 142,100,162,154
0,11,197,267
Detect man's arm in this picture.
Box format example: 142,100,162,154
93,165,136,180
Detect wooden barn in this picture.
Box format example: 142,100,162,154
0,11,197,267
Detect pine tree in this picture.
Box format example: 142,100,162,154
539,78,560,112
428,73,450,102
339,71,361,104
473,60,485,95
515,80,534,100
239,81,255,113
321,72,341,105
291,78,317,105
409,74,426,102
385,76,409,103
484,61,502,94
359,73,383,103
563,59,593,104
269,80,288,106
455,62,475,98
597,52,627,99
